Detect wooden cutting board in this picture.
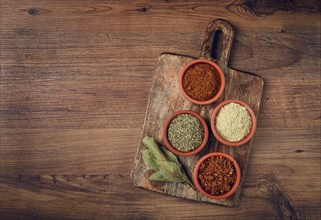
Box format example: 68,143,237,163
130,19,264,206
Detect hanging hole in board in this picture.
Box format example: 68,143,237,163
211,30,224,61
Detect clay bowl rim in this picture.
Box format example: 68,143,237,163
178,59,225,105
210,99,257,147
193,152,241,200
162,110,209,156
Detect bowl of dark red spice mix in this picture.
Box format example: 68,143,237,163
211,99,257,147
193,152,241,199
179,60,225,105
163,110,209,156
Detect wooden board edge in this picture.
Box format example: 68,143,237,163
230,67,265,87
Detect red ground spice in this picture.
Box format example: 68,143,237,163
182,63,220,101
198,156,236,196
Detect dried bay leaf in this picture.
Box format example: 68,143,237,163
149,171,170,182
141,149,159,171
142,136,194,189
143,137,167,161
158,161,189,183
162,147,179,164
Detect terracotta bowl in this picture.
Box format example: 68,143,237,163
162,110,209,156
178,59,225,105
211,99,257,147
193,152,241,199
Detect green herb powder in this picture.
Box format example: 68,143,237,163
167,114,204,152
215,102,252,142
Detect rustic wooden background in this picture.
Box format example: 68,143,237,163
1,0,320,219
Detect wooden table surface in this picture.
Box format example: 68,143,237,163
1,1,320,219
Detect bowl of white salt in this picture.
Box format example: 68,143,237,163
210,99,257,147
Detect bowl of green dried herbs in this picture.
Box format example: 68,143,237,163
210,99,257,147
162,110,209,156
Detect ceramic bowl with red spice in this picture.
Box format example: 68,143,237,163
193,152,241,199
178,59,225,105
211,99,257,147
162,110,209,156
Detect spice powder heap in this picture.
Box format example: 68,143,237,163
167,114,204,152
182,63,220,101
215,102,252,142
198,156,236,196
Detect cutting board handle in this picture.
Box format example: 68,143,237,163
200,19,234,68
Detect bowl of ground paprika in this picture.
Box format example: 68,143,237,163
179,60,225,105
162,110,209,156
193,152,241,199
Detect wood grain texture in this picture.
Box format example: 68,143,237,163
1,0,320,219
